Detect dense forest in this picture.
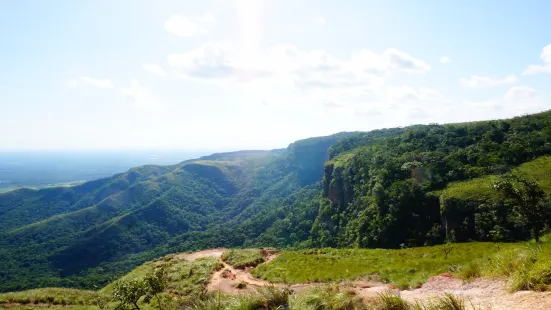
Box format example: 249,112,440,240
2,111,551,292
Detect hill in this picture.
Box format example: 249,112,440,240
0,133,354,292
2,111,551,293
2,237,551,309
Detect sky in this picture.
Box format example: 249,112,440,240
1,0,551,151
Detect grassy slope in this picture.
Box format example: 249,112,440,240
253,242,513,288
440,156,551,200
0,254,222,309
254,234,551,290
2,233,551,308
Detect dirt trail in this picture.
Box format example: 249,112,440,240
177,249,315,295
174,248,228,261
401,274,551,310
207,260,277,294
179,249,551,309
351,274,551,310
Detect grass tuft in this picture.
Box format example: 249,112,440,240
376,291,410,310
290,285,366,310
222,249,266,269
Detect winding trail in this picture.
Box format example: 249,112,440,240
179,249,551,309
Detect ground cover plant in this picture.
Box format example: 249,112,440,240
221,249,266,269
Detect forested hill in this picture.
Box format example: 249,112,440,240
0,132,355,291
2,111,551,292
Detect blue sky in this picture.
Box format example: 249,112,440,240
1,0,551,150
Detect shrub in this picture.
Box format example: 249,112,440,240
458,262,481,281
112,278,147,310
426,293,469,310
290,285,366,310
376,291,410,310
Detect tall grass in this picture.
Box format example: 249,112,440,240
468,236,551,291
221,249,265,269
288,285,366,310
184,286,291,310
0,288,105,306
253,242,518,289
375,291,478,310
254,234,551,291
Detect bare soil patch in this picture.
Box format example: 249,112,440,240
401,274,551,310
179,249,551,309
174,248,228,261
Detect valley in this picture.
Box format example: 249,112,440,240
2,111,551,308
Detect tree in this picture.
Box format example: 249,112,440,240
144,267,168,310
492,177,550,243
112,279,147,310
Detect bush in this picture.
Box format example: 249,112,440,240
290,285,366,310
112,279,147,310
458,262,481,281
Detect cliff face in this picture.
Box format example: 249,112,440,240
313,111,551,248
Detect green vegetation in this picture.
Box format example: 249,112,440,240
0,136,340,292
290,286,366,310
254,235,551,291
2,237,551,309
493,176,551,242
102,255,223,302
253,242,516,289
221,249,265,269
0,254,223,309
376,291,478,310
187,286,292,310
0,288,104,306
3,111,551,293
313,111,551,248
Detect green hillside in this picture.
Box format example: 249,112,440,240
312,111,551,248
0,133,354,292
2,111,551,294
2,234,551,309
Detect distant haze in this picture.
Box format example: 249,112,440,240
1,1,551,150
0,150,214,191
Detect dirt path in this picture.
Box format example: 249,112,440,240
401,274,551,310
207,260,277,294
174,248,228,261
177,249,316,295
350,274,551,310
179,249,551,309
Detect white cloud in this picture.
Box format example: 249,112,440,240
322,101,342,108
383,48,432,74
68,76,115,89
120,79,152,106
523,44,551,75
168,41,240,80
142,63,168,77
347,49,431,75
504,86,538,101
456,86,549,121
167,41,431,92
316,17,326,25
439,56,451,64
68,75,155,108
164,13,215,37
460,74,518,88
381,85,446,102
165,42,438,121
